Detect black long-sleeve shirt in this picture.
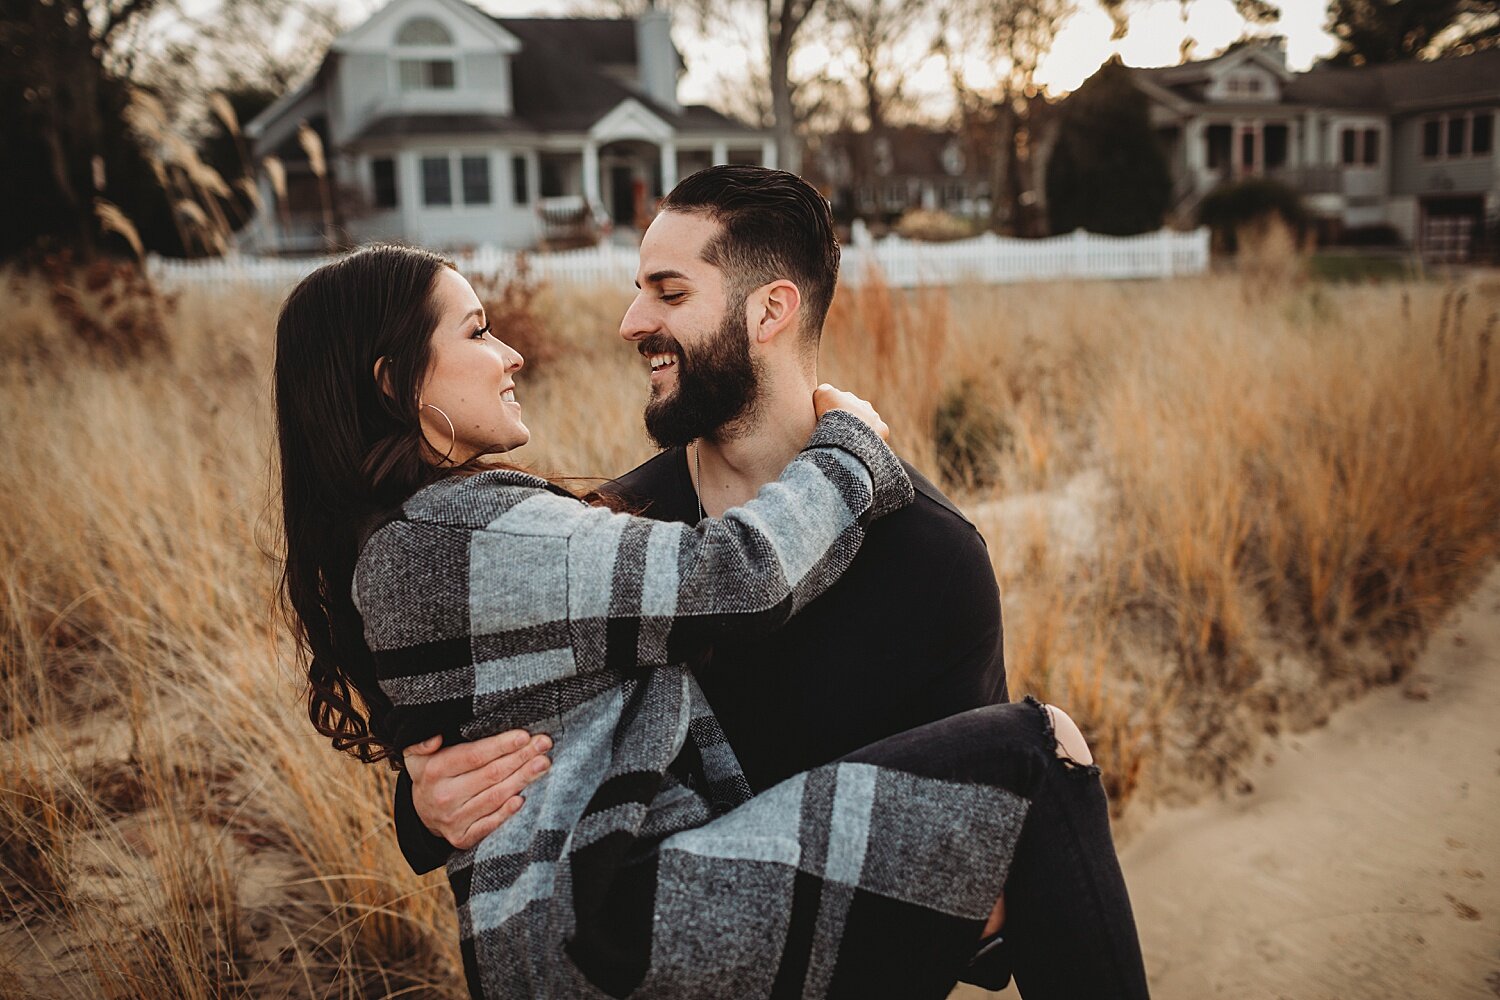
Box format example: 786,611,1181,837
393,449,1006,874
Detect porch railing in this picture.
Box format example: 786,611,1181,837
1266,166,1343,194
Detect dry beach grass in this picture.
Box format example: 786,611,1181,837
1,262,1498,995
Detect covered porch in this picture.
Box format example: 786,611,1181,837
535,98,775,234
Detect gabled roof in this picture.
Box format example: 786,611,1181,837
1135,42,1291,88
1281,65,1389,108
674,105,760,133
496,17,648,131
495,17,640,67
1133,46,1500,112
1308,48,1500,111
350,113,535,143
245,54,332,141
336,0,520,54
494,15,761,135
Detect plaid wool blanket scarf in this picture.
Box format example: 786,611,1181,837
353,411,1032,1000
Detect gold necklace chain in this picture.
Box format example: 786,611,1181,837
693,441,706,522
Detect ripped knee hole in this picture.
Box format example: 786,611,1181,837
1042,705,1095,767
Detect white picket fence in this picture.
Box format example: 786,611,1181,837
147,227,1210,293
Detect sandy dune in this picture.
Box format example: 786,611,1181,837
957,566,1500,1000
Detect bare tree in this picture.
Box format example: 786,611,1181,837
823,0,928,133
1324,0,1498,65
691,10,777,128
935,0,1077,233
682,0,829,173
809,0,929,218
130,0,345,132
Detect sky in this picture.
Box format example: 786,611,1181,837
232,0,1343,112
473,0,1339,110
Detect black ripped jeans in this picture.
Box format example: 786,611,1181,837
838,697,1151,1000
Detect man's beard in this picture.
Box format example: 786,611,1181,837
642,310,762,449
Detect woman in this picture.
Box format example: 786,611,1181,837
274,244,1148,1000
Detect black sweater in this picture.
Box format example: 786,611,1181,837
393,448,1007,874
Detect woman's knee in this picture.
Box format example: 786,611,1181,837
1043,705,1094,766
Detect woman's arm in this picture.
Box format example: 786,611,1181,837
559,409,911,668
359,408,910,743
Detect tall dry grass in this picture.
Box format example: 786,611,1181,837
0,278,460,996
2,262,1497,995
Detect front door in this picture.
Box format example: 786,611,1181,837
610,166,635,226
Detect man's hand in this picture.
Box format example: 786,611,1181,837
814,384,890,441
405,730,553,850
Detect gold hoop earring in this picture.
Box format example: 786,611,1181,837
419,402,456,464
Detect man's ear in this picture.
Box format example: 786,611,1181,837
752,280,802,345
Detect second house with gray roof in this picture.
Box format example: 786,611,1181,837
1130,41,1499,261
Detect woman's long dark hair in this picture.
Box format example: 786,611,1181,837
274,244,464,765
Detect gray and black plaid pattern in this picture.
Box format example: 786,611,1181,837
354,412,1035,999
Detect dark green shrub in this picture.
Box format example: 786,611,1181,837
933,379,1011,488
1197,178,1310,252
1046,59,1172,236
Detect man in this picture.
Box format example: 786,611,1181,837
392,165,1008,876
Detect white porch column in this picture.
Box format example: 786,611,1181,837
760,138,777,170
582,140,601,209
257,175,278,250
660,140,678,195
1185,120,1205,172
712,140,729,165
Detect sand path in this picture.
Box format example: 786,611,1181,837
958,565,1500,1000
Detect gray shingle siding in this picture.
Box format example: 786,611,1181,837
1390,109,1498,196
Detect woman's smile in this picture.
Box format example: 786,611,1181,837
419,268,529,458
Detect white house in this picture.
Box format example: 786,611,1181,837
245,0,773,252
1129,42,1500,259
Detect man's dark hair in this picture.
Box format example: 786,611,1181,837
660,165,840,346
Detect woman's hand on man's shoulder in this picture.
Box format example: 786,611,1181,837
814,384,890,442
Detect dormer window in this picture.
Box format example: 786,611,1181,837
1226,73,1264,97
396,17,456,91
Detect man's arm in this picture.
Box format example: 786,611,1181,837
936,529,1007,706
392,730,553,875
395,767,454,875
901,466,1007,711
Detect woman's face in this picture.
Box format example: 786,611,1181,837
417,267,529,461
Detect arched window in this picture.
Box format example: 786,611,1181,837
395,17,456,90
396,17,453,46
